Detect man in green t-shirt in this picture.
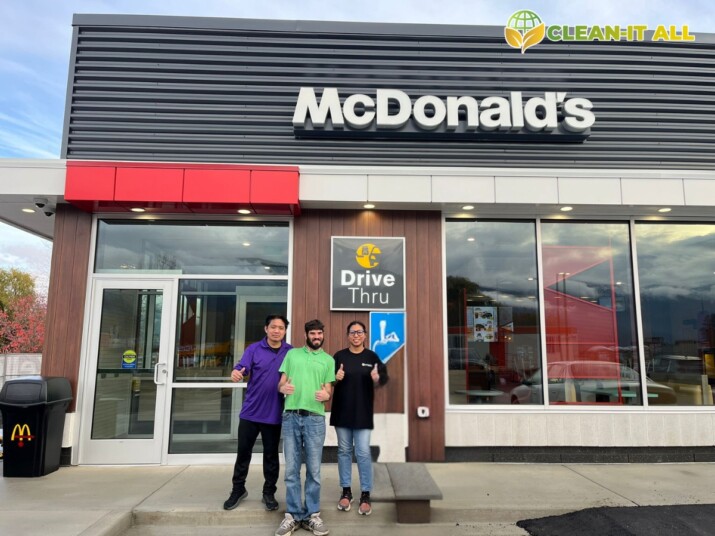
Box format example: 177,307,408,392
275,319,335,536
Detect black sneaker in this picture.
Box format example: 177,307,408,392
262,492,279,511
223,489,248,510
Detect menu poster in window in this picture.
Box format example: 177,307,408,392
473,307,497,342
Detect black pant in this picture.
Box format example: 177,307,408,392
231,418,282,495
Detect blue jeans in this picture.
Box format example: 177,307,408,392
335,427,373,492
282,412,326,520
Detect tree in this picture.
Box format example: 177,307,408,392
0,268,44,353
0,267,36,312
0,294,46,353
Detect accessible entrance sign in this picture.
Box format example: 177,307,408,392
369,311,405,364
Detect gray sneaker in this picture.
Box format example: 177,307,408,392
275,513,299,536
301,512,329,536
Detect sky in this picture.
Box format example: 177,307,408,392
0,0,713,293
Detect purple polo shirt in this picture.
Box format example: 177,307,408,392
234,337,292,425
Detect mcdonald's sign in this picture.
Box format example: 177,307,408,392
10,423,34,447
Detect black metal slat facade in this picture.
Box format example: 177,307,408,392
63,15,715,169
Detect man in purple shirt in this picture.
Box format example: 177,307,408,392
223,314,292,511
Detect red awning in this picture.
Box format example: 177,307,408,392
65,161,300,215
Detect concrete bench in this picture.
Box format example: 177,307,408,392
385,462,443,523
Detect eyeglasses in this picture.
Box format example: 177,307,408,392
348,330,365,336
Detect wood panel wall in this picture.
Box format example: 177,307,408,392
42,204,92,411
292,209,445,461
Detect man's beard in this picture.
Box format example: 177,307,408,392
306,337,324,350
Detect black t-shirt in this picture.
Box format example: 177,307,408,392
329,347,388,429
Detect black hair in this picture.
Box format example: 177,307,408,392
265,315,289,328
304,318,325,333
346,320,366,334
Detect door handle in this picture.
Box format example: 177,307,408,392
153,363,167,385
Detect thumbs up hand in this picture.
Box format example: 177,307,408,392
336,363,345,381
282,377,295,395
231,367,247,382
315,385,330,402
371,363,380,383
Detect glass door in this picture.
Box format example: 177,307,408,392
168,279,287,457
79,279,176,464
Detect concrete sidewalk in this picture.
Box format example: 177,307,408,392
2,462,715,535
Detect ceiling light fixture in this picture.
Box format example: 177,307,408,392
560,206,573,212
22,208,35,213
237,209,251,214
462,205,475,210
658,207,672,213
364,203,375,209
130,207,146,213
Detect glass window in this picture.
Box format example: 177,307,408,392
636,223,715,406
541,222,642,405
169,387,236,453
95,220,289,275
168,386,283,454
174,280,288,382
446,220,541,405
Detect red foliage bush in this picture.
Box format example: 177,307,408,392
0,294,46,353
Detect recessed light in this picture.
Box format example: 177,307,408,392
560,206,573,212
22,208,35,213
467,237,475,242
658,207,672,213
242,242,251,247
364,203,375,209
130,207,145,213
462,205,475,211
527,277,534,281
237,209,251,214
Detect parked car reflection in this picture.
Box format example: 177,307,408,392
647,354,704,382
510,360,676,405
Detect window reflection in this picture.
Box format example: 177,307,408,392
541,222,640,405
636,223,715,406
446,220,541,405
95,220,289,275
175,280,288,382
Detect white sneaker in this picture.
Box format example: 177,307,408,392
302,512,329,535
275,513,299,536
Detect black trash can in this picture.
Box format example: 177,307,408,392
0,376,72,477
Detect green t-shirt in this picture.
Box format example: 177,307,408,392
279,346,336,415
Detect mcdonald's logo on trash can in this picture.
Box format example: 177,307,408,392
10,423,34,447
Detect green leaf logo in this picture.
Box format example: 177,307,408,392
505,10,545,53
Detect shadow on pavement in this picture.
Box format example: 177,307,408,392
517,504,715,536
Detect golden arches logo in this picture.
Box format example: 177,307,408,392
505,10,545,54
355,243,382,269
11,423,34,447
